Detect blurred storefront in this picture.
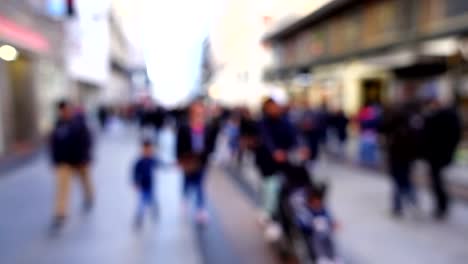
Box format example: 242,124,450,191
65,1,111,114
264,0,468,122
0,2,66,157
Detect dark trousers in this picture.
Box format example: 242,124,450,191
307,231,335,261
389,162,416,213
429,163,449,215
183,170,205,210
136,189,157,221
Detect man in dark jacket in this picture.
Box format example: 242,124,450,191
176,100,219,224
255,98,308,232
50,100,94,229
329,108,349,156
380,102,422,217
422,100,461,219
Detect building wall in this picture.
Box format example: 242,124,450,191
0,2,66,156
104,69,130,104
65,18,110,88
34,58,68,135
208,0,273,107
0,60,8,155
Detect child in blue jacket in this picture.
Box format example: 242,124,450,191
132,140,158,228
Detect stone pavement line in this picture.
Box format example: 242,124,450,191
206,165,282,264
320,161,468,264
0,126,203,264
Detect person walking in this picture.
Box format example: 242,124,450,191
132,140,159,229
49,100,94,230
176,100,219,224
254,98,308,240
357,103,381,167
380,102,421,217
329,108,349,157
97,104,109,130
422,99,461,220
299,107,323,171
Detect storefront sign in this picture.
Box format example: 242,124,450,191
0,15,49,53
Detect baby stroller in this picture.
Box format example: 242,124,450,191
277,164,339,264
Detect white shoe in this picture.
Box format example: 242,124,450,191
264,222,282,242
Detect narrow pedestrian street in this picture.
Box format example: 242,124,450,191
1,124,468,264
0,125,278,264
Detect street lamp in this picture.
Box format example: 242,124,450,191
0,45,18,61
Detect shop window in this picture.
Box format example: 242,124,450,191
446,0,468,18
362,79,383,106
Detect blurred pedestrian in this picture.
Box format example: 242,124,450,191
97,104,109,130
300,107,323,170
422,99,461,219
132,140,158,229
316,103,330,147
176,100,219,224
254,98,308,239
49,100,94,230
329,108,349,157
224,113,240,165
357,103,381,166
238,107,258,163
380,102,421,217
140,103,157,141
152,105,166,134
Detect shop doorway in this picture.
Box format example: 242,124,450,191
361,79,383,106
6,54,37,150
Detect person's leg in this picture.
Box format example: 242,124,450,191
135,190,148,228
277,187,292,240
429,163,449,218
54,164,73,225
192,170,209,223
182,175,192,202
77,164,94,210
312,231,328,261
369,138,378,165
148,188,158,219
194,178,205,211
401,163,417,206
390,164,404,216
262,174,281,220
359,135,369,165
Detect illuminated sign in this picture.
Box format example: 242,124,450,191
0,15,49,53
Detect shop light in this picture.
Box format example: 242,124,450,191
0,45,18,61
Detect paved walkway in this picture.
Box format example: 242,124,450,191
317,160,468,264
0,126,202,264
5,123,467,264
230,148,468,264
0,124,282,264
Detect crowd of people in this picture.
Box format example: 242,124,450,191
219,96,462,227
46,94,462,261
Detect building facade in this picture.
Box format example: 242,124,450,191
264,0,468,123
0,0,67,157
